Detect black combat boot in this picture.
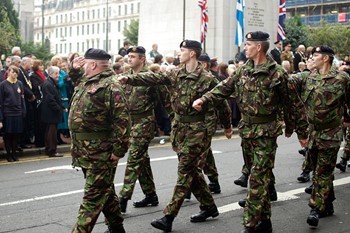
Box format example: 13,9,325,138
298,147,307,156
6,153,14,162
185,190,191,201
238,199,246,208
208,181,221,194
133,193,159,207
305,183,314,194
268,183,278,201
307,208,319,227
241,221,273,233
336,158,347,172
104,224,126,233
297,171,310,182
190,204,219,222
234,173,248,188
119,197,128,213
151,215,174,232
319,202,334,218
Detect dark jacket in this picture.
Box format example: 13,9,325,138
30,71,45,108
270,48,281,65
40,77,64,124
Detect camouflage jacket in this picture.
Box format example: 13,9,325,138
201,55,296,139
291,68,350,148
68,68,131,169
123,66,159,117
126,62,226,124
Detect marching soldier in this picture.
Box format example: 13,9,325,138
193,31,307,233
69,48,130,233
118,40,232,232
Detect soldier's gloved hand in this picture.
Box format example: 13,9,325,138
224,127,232,139
299,138,308,148
192,99,203,111
117,76,129,84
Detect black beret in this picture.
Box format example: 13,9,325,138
127,46,146,54
84,48,111,60
198,53,211,62
311,46,335,56
245,31,270,41
274,40,282,45
180,40,202,51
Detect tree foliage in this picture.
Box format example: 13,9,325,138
285,16,309,50
0,0,21,55
123,19,139,46
308,22,350,57
21,41,54,62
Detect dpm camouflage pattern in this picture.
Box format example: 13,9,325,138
68,68,130,170
200,55,298,227
291,68,350,212
119,65,158,199
126,62,218,216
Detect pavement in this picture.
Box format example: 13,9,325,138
0,128,238,164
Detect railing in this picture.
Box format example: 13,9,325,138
286,0,349,7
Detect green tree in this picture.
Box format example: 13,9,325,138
0,0,21,55
21,41,54,62
308,21,350,57
123,19,139,45
284,16,309,50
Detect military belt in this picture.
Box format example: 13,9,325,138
130,109,154,121
312,119,341,131
242,115,277,124
174,113,205,123
71,132,111,140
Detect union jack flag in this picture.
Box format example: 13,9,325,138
277,0,286,41
198,0,208,43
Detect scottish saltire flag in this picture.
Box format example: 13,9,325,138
235,0,245,46
277,0,287,40
198,0,208,43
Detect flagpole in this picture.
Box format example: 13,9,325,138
183,0,186,40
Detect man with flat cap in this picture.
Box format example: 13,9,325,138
118,46,161,213
290,45,350,228
193,31,307,233
69,48,131,233
118,39,232,232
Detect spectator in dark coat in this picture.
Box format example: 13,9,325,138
30,59,46,147
40,66,67,157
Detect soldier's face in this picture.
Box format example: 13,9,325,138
244,41,259,59
128,52,144,69
311,53,326,70
179,47,191,64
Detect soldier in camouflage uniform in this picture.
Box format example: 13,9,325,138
68,48,130,233
290,46,350,228
119,40,232,232
336,126,350,172
118,46,159,213
193,31,307,233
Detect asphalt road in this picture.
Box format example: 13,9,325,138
0,133,349,233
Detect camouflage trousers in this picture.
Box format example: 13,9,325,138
202,145,219,182
308,145,338,212
241,137,277,228
301,148,313,173
119,132,155,199
72,167,123,233
241,163,276,185
164,123,215,217
341,127,350,161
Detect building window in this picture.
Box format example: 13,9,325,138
60,28,63,37
131,3,134,14
92,40,94,48
64,43,67,54
48,16,51,25
125,4,127,15
65,14,67,23
77,12,79,21
103,23,105,33
65,27,67,37
118,39,121,50
108,22,111,33
118,5,121,15
70,13,72,22
82,11,85,20
77,26,79,36
87,10,90,20
77,42,79,52
60,44,62,53
108,40,111,52
118,21,121,32
103,40,105,50
37,33,39,41
87,25,90,35
97,23,100,33
82,25,84,35
37,18,39,27
56,28,58,38
56,15,58,24
103,8,106,18
82,42,85,52
97,9,100,18
92,24,95,34
60,15,63,23
137,3,140,13
97,39,100,49
56,44,58,54
69,27,72,36
92,9,95,19
124,20,127,29
69,43,72,53
87,40,89,49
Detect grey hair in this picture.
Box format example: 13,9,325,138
48,66,60,75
